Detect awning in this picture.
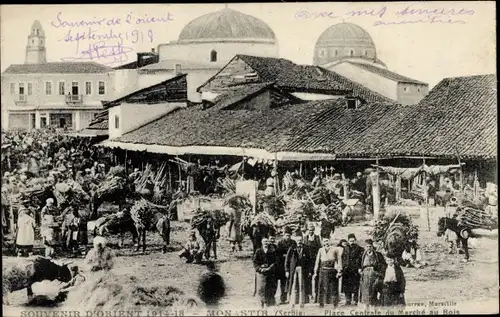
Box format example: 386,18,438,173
96,140,337,162
72,129,109,137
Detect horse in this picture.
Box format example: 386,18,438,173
131,199,177,253
92,209,140,249
196,217,220,260
437,217,471,261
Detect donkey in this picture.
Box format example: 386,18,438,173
437,217,471,262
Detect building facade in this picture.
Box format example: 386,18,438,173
1,21,115,131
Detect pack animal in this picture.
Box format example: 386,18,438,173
2,257,78,305
437,217,471,261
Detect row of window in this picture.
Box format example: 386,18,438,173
9,81,106,96
318,49,370,58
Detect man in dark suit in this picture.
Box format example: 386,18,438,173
276,227,297,304
343,233,365,306
285,237,312,308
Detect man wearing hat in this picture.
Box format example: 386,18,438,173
275,227,297,304
343,233,365,306
359,239,387,308
302,223,321,303
178,230,203,264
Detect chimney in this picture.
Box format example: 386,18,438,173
151,48,156,54
175,64,182,75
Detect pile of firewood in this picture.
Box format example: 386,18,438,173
456,206,497,229
135,163,168,198
191,208,230,229
217,177,237,194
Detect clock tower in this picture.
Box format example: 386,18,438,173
25,20,47,64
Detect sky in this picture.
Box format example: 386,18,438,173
0,2,496,88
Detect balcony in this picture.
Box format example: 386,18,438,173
14,94,27,105
65,94,83,104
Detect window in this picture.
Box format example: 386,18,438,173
85,81,92,95
364,50,368,56
404,87,408,92
28,83,33,96
98,81,105,95
19,83,25,95
32,39,35,45
335,50,338,57
349,49,354,56
40,117,47,129
417,88,421,92
210,50,217,62
45,82,52,95
58,82,65,95
114,115,120,129
10,83,15,95
72,81,79,95
346,98,357,110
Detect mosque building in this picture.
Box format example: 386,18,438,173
313,22,429,106
134,7,279,102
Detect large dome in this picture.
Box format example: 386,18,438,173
178,8,276,44
313,22,386,68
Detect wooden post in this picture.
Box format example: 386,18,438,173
342,173,349,200
423,158,431,231
177,156,182,190
168,163,172,193
124,150,128,174
473,169,479,200
299,163,303,177
395,174,402,202
273,153,280,195
372,158,381,220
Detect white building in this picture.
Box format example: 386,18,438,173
1,20,114,131
313,22,429,106
135,7,280,102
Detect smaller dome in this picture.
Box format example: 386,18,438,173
316,22,375,48
178,8,276,44
313,22,385,68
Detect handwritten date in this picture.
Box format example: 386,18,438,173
61,42,134,66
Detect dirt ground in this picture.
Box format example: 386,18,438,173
3,206,499,316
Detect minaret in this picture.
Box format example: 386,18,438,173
25,20,47,64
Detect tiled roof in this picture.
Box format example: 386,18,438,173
347,62,427,85
105,74,188,108
200,54,394,103
117,74,496,160
139,59,217,71
85,110,109,131
3,62,113,74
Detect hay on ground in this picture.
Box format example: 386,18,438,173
62,272,198,311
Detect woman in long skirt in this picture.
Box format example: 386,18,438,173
359,239,386,307
16,208,36,257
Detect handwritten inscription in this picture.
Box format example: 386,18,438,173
52,12,173,66
295,5,475,26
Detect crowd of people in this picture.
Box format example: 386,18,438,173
252,226,406,309
1,129,114,257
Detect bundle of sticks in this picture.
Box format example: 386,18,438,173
130,198,171,229
95,176,127,197
135,163,168,197
250,212,276,230
217,177,237,194
456,206,496,229
277,213,305,234
190,208,230,229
